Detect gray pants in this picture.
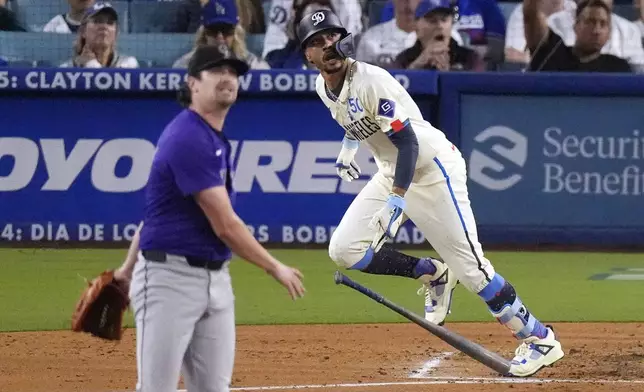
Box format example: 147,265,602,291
129,251,235,392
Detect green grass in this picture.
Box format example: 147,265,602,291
0,248,642,332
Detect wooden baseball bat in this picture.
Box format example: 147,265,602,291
334,271,511,376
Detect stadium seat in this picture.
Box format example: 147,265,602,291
0,31,194,67
613,4,639,22
129,0,184,33
246,34,265,58
498,1,519,22
116,33,195,67
262,0,272,23
0,32,74,65
11,0,129,33
7,59,39,67
499,62,527,72
12,0,69,32
368,0,388,27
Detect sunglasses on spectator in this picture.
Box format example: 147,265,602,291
205,23,235,37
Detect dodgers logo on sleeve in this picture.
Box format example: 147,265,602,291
378,98,395,118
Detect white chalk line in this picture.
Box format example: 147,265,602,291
408,351,455,379
128,377,642,391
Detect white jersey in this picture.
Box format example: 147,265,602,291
315,60,454,180
356,19,465,67
60,52,139,68
42,14,81,33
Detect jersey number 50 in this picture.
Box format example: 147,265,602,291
348,98,363,114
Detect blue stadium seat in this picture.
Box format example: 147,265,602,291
498,62,526,72
116,33,195,67
0,32,194,67
246,34,265,57
368,0,388,27
0,32,74,65
498,1,519,22
129,0,184,33
111,0,130,33
7,59,39,67
262,0,272,23
613,4,639,21
11,0,129,33
12,0,69,32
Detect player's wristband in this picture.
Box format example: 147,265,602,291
386,194,405,210
342,136,359,150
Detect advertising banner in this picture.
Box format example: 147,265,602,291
0,69,438,245
459,94,644,244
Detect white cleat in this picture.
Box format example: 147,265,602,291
508,325,565,377
416,258,458,326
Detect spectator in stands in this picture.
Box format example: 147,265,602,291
505,0,576,64
392,0,484,70
356,0,423,67
174,0,269,69
60,2,139,68
377,0,506,67
164,0,265,34
524,0,631,71
238,0,267,34
43,0,95,33
262,0,362,60
0,0,26,31
264,0,333,68
548,0,644,71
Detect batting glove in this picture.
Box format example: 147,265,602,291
335,137,361,182
336,159,361,182
369,194,405,252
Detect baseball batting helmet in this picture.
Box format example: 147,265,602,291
296,9,355,59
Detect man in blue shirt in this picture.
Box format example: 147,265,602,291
113,44,305,392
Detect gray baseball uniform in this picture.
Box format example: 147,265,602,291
130,108,237,392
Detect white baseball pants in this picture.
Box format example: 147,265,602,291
329,147,496,293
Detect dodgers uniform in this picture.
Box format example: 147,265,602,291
301,7,563,377
318,60,495,294
130,108,236,392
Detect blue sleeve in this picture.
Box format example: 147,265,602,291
166,137,225,196
480,0,506,38
387,120,419,190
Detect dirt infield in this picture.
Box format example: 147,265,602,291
1,323,643,392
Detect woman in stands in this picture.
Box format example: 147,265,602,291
60,2,138,68
173,0,269,69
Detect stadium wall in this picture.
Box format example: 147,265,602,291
1,69,643,249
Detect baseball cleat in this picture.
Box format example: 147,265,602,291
508,325,564,377
417,258,458,326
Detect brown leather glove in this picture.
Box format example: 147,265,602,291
71,270,129,341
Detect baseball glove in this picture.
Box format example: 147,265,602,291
71,270,129,341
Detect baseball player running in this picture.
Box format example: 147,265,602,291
296,5,563,377
112,45,305,392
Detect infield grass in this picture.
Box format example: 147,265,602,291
0,248,642,332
